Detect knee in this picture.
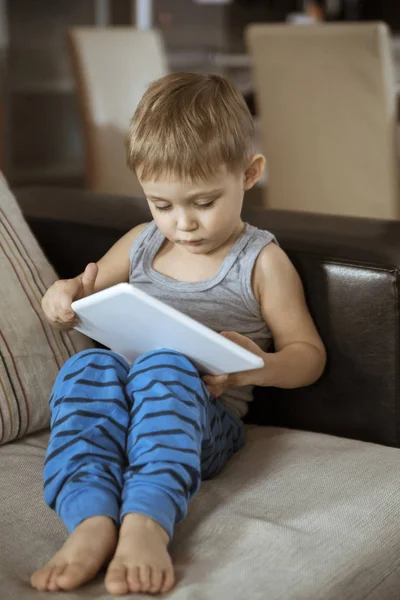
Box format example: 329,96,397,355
127,349,201,390
58,349,93,376
59,349,129,379
133,349,198,375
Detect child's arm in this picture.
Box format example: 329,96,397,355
253,243,326,388
204,243,326,396
89,222,148,292
42,223,148,329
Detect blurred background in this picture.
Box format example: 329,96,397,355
0,0,400,218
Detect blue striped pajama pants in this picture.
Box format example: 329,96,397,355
44,349,245,538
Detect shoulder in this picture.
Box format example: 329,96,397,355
126,222,151,242
121,221,152,249
105,222,151,257
127,222,157,264
253,242,303,303
255,242,295,276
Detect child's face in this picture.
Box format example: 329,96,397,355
139,167,247,254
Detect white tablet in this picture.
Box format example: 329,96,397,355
71,283,264,375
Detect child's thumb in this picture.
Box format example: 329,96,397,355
81,263,98,297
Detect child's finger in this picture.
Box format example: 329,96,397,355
206,384,223,397
81,263,98,297
203,374,228,384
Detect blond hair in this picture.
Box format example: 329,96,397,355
126,72,254,182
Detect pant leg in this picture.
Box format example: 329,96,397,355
121,349,245,539
44,349,130,533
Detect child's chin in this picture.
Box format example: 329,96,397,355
183,242,211,254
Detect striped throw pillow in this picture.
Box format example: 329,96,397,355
0,174,93,444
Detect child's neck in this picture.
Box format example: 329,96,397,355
153,221,245,283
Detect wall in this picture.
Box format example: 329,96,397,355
3,0,282,187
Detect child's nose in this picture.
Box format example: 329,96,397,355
177,213,197,231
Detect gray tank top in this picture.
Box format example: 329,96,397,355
129,221,275,419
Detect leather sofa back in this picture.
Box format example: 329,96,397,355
17,187,400,447
245,207,400,447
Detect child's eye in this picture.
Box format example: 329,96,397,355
196,201,215,210
155,205,172,212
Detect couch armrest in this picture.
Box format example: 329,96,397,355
15,186,400,448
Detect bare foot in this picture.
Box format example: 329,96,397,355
31,516,117,592
105,513,175,595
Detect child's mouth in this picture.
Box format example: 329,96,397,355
180,239,203,246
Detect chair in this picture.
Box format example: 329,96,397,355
68,27,167,197
246,23,400,219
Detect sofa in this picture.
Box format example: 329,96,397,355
2,181,400,599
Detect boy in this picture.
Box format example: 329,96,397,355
32,72,326,595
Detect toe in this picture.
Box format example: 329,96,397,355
149,568,163,594
47,565,67,591
127,566,141,593
30,565,54,591
57,562,96,590
105,563,129,596
161,569,175,593
139,565,152,592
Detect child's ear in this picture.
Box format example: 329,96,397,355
243,155,265,190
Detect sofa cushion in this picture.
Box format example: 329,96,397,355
1,426,400,600
0,174,93,444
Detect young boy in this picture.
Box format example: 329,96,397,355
32,72,326,596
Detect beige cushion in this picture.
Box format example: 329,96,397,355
0,174,93,444
1,426,400,599
247,23,400,219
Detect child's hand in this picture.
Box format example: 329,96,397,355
203,331,266,397
41,263,98,330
